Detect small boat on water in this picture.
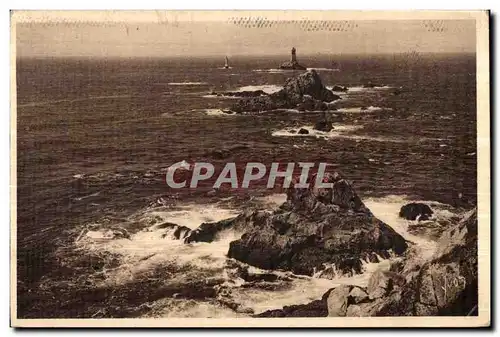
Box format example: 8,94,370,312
224,56,230,69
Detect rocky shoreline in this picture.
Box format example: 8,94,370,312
162,166,478,316
255,207,478,317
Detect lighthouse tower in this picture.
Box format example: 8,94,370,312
291,47,297,63
279,46,306,70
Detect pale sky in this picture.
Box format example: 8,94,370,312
16,19,476,58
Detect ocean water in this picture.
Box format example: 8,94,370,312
16,54,477,318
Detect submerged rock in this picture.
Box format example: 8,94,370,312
298,128,309,135
399,202,433,221
331,85,348,92
208,90,267,98
314,111,333,132
362,82,383,88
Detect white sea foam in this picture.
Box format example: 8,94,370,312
203,85,282,99
201,94,239,99
336,106,391,113
272,124,406,143
168,82,208,86
146,205,240,230
306,67,340,72
272,124,362,138
74,194,460,317
363,195,458,260
152,298,245,318
347,85,393,92
234,85,282,94
252,68,296,74
196,109,236,116
77,204,241,287
255,193,287,209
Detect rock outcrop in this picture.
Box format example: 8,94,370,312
322,208,478,317
230,70,340,113
152,222,191,240
187,171,408,277
399,202,434,221
279,61,307,70
248,206,478,318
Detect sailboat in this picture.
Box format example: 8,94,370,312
224,56,230,69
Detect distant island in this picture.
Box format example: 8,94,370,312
279,47,307,70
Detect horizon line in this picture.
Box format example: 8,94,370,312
16,51,476,60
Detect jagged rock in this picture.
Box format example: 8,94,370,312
376,208,477,316
184,217,237,243
151,222,191,240
281,70,338,102
349,286,369,304
184,171,407,277
346,300,380,317
367,270,406,300
255,299,327,317
298,128,309,135
231,95,277,113
230,70,340,113
224,172,407,276
435,208,477,258
327,285,352,317
399,203,433,221
184,210,270,244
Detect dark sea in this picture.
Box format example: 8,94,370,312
16,54,477,318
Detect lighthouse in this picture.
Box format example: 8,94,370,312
291,47,297,63
279,47,306,70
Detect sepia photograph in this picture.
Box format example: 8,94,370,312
10,10,490,327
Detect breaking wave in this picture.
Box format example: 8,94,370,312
65,191,461,317
336,106,392,113
234,85,282,94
